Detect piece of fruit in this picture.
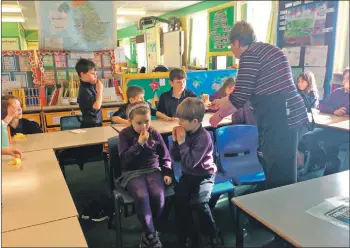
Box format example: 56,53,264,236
8,158,21,166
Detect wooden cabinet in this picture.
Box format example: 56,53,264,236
22,113,41,126
102,107,119,121
45,111,81,127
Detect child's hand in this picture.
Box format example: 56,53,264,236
169,117,178,122
172,127,177,142
334,107,346,116
138,130,149,145
96,79,103,92
164,176,172,185
176,127,186,145
201,94,209,103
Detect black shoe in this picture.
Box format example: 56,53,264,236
140,232,162,248
210,229,224,248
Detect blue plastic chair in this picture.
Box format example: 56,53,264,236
215,125,265,186
167,131,235,204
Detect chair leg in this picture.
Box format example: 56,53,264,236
114,193,123,248
103,153,108,182
228,191,235,225
78,163,84,171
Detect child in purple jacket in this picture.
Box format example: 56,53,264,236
300,68,349,175
118,101,172,248
170,97,223,247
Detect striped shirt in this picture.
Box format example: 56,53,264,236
229,42,308,128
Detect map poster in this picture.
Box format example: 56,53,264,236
208,4,234,54
2,56,17,72
42,54,54,68
102,54,112,68
43,70,56,85
54,54,67,68
18,55,32,71
35,1,117,51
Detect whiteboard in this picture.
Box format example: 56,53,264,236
163,31,183,68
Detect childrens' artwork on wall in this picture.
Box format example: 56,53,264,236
145,27,158,71
126,77,171,108
186,69,238,97
1,50,38,86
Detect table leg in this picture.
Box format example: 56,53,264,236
235,207,244,248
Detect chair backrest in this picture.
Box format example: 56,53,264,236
168,130,215,182
107,136,122,193
215,125,263,176
60,115,83,131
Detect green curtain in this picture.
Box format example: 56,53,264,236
266,1,278,45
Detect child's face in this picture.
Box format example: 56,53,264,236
170,77,186,93
130,113,151,134
225,85,235,95
80,68,97,84
178,118,198,132
343,72,349,92
298,77,308,91
11,99,23,119
129,93,145,104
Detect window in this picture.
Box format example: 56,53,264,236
188,11,208,67
247,1,273,42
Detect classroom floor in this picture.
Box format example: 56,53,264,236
64,161,276,248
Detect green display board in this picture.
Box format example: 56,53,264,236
126,78,171,108
208,5,234,53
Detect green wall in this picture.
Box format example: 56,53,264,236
2,23,20,37
117,1,232,40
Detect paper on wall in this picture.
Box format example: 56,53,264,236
305,46,328,67
282,47,301,66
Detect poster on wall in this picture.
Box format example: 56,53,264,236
1,73,11,83
102,54,111,67
14,72,28,88
145,27,158,71
208,4,234,54
92,54,102,68
35,1,117,51
42,54,54,67
283,1,327,46
2,38,20,50
18,55,32,71
54,54,67,68
304,46,328,67
2,56,17,71
43,70,56,85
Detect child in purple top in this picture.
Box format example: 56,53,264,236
209,77,236,102
118,101,172,248
319,68,349,115
170,97,223,247
300,68,349,175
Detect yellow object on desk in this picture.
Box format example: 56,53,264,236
13,133,26,140
7,158,21,166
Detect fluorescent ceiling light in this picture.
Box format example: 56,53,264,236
2,6,22,13
2,16,25,22
117,18,125,24
118,9,146,15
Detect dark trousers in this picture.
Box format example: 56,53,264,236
259,126,300,190
175,174,217,242
126,171,165,234
78,122,103,160
300,127,349,175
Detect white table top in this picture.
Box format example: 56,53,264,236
232,171,350,247
12,125,119,153
112,113,232,134
312,109,349,131
1,217,87,247
1,150,78,232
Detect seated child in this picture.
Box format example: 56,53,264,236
157,68,197,117
1,95,21,147
170,97,223,247
118,101,172,248
208,77,256,125
296,71,319,168
112,86,175,124
300,68,349,175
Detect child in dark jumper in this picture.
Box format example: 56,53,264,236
170,97,223,248
118,101,172,248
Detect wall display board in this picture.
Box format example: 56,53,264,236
277,0,338,99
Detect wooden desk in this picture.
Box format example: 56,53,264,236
2,150,78,232
232,171,350,248
111,113,232,133
12,125,119,153
1,217,87,247
312,109,349,131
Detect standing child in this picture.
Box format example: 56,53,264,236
157,68,197,117
112,86,175,124
118,101,172,248
170,98,223,247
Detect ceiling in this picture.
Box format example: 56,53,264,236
7,1,201,30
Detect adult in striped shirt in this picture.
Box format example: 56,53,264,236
209,21,308,190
